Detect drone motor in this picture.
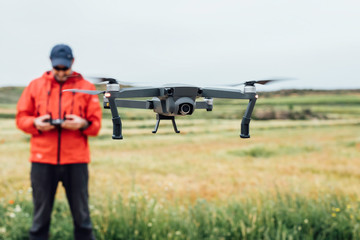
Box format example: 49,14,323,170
244,85,256,93
107,83,120,92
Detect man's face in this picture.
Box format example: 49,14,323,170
52,63,73,82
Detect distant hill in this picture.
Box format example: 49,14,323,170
259,89,360,98
0,87,25,104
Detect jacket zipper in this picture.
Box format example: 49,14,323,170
57,84,63,165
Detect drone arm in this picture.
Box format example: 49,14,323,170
108,97,123,140
240,97,257,138
195,100,213,111
115,99,153,109
201,88,252,99
111,88,160,98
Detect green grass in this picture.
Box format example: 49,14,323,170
0,87,24,104
228,143,321,158
1,193,359,240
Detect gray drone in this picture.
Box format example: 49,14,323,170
64,78,278,140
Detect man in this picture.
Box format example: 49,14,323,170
16,44,102,240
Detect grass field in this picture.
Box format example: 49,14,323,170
1,88,360,239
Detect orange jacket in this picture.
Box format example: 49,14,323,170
16,71,102,165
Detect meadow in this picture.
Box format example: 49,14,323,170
0,88,360,239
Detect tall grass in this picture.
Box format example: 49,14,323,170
1,192,359,240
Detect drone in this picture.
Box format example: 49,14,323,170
64,78,279,140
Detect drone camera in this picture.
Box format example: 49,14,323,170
179,103,192,115
174,97,195,115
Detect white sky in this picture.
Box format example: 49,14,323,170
0,0,359,90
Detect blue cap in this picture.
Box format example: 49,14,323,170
50,44,74,68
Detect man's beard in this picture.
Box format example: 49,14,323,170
54,71,73,82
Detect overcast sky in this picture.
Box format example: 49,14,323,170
0,0,359,90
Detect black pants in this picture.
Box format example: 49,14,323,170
29,163,95,240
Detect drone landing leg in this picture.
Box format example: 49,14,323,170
152,114,180,134
171,117,180,133
109,98,123,140
240,97,257,138
152,116,161,134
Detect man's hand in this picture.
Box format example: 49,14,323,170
34,114,55,132
61,114,88,131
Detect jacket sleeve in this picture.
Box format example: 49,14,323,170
82,84,102,136
16,84,39,135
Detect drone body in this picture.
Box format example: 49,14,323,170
63,79,269,140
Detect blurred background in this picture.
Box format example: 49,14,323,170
0,0,359,90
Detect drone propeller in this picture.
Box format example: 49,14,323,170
62,89,105,95
244,79,277,86
86,77,119,84
227,78,293,87
87,77,140,87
